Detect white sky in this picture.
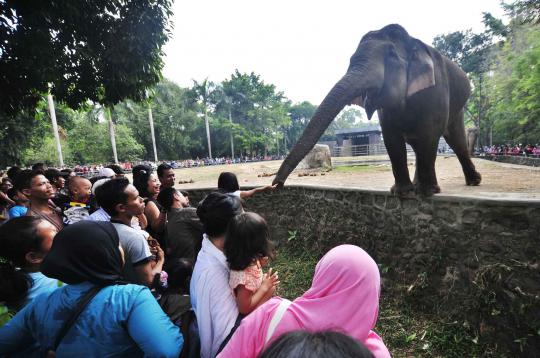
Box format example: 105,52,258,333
163,0,506,105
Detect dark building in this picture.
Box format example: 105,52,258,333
335,125,383,146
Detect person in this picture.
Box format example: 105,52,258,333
0,216,60,311
106,164,125,178
259,331,374,358
0,178,14,221
99,178,164,287
0,221,183,357
6,187,29,218
159,258,194,358
158,163,176,189
217,172,276,200
6,166,21,182
157,187,204,261
191,192,243,358
217,245,390,358
133,165,166,243
31,163,47,172
44,168,66,196
54,176,95,225
18,170,64,232
225,212,279,315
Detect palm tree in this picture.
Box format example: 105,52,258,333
46,91,64,167
192,78,214,159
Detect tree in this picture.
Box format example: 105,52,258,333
191,79,216,158
504,0,540,24
0,0,173,115
287,101,317,150
220,70,290,157
487,24,540,144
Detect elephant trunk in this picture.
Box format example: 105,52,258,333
274,72,363,186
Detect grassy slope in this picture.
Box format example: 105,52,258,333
271,243,486,358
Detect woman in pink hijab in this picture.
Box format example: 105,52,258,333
218,244,390,358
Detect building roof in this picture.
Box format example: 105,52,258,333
335,125,382,135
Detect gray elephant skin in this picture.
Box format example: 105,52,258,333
274,24,481,197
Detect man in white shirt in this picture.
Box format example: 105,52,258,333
191,192,243,358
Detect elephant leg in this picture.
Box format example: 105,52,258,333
381,121,414,197
444,110,482,186
413,136,441,197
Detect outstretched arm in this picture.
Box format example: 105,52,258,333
239,184,277,199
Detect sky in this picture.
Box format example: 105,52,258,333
163,0,506,105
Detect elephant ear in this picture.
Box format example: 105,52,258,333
407,40,435,97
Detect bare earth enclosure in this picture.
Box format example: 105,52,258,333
174,155,540,200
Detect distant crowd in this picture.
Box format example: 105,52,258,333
0,162,389,357
66,155,286,178
484,143,540,157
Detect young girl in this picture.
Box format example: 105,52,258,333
224,212,279,315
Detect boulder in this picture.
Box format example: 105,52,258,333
299,144,332,169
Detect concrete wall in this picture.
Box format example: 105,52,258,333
186,185,540,355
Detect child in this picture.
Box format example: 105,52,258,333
7,188,29,218
54,176,95,224
224,212,279,315
217,172,276,200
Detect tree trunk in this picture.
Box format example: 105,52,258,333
47,92,64,167
204,107,212,159
148,105,158,162
107,108,119,164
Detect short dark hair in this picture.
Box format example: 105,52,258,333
157,187,177,212
196,192,242,238
259,331,374,358
6,166,21,181
157,163,173,178
31,163,47,172
98,178,130,216
44,168,62,183
224,212,273,271
217,172,240,193
132,165,152,198
14,169,43,191
0,216,45,306
164,258,193,292
106,164,124,175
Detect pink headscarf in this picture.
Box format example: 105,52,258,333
218,245,390,358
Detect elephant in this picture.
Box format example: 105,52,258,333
273,24,481,197
467,127,479,156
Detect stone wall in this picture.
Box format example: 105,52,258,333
186,185,540,355
482,154,540,167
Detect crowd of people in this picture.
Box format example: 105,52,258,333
484,143,540,156
0,162,390,357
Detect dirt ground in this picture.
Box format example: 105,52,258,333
173,154,540,200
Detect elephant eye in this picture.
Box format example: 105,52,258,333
387,47,398,58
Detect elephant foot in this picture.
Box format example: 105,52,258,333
466,171,482,186
415,183,441,197
390,183,416,198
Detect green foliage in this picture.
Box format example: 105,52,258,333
0,0,173,115
487,24,540,144
286,101,317,150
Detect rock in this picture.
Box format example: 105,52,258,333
298,144,332,169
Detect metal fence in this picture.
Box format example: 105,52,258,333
331,144,417,157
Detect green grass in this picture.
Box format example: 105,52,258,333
270,242,486,358
332,164,383,173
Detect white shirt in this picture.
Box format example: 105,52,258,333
190,235,239,358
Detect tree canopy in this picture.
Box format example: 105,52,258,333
0,0,173,114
